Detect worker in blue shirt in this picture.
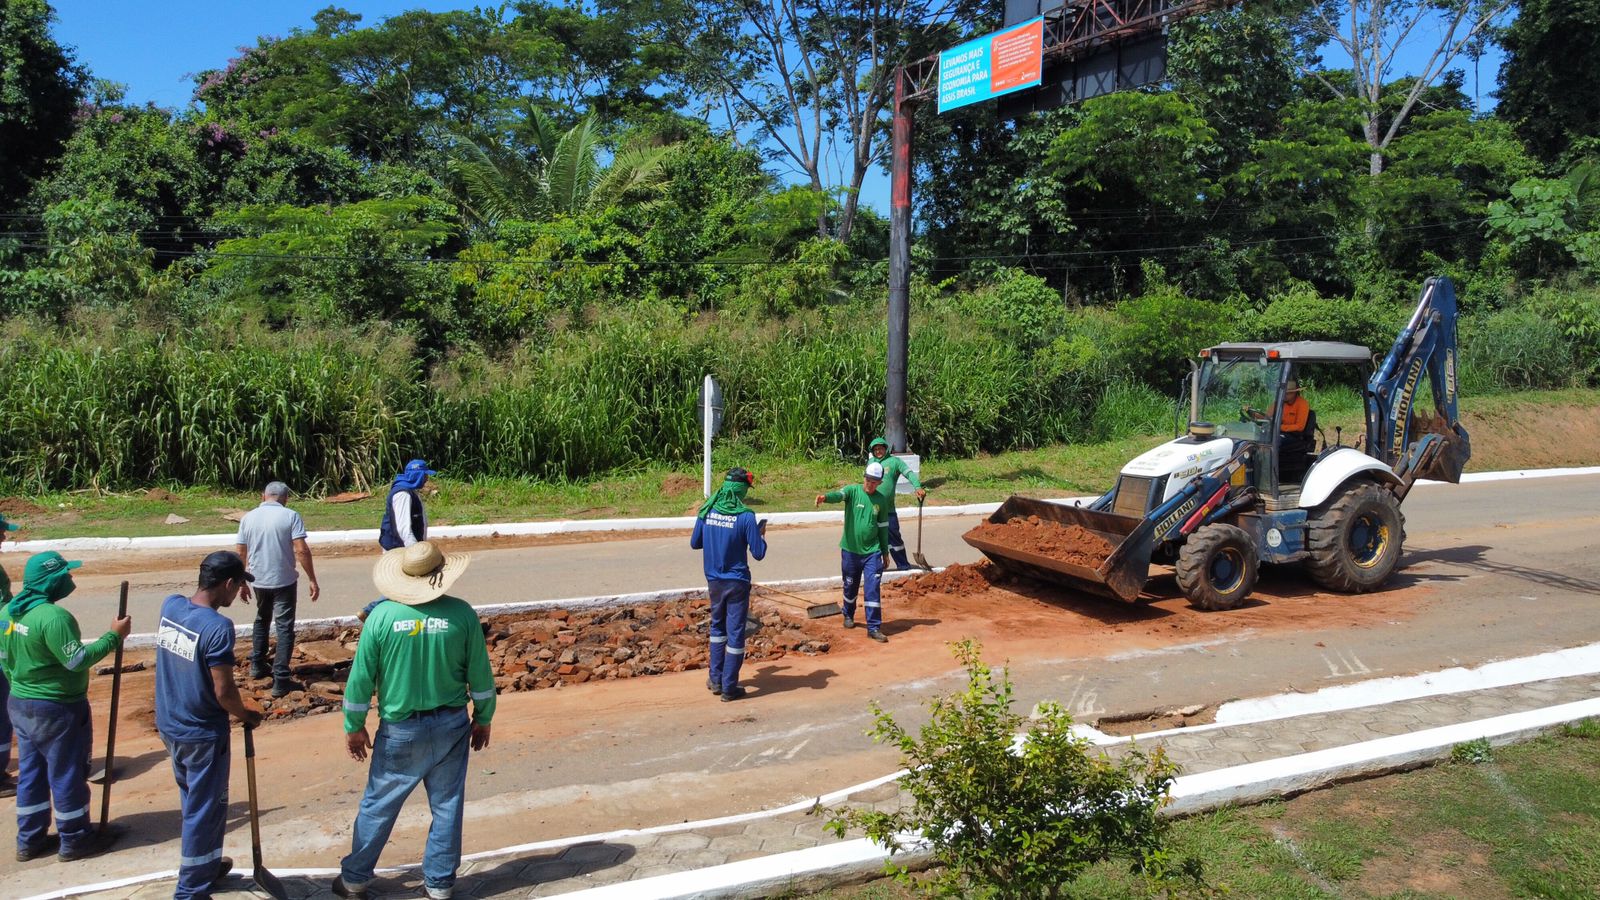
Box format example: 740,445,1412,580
689,468,767,702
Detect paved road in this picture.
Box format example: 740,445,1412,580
9,474,1600,895
59,511,995,630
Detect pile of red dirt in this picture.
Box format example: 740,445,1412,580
888,562,1014,600
236,598,834,720
964,516,1114,568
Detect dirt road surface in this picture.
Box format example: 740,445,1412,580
5,474,1598,896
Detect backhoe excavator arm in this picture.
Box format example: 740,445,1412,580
1365,276,1472,484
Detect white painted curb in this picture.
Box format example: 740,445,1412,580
0,501,1035,555
12,462,1600,556
1073,640,1600,746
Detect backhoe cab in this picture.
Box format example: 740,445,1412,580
963,277,1471,610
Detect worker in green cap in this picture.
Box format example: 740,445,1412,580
0,552,130,862
0,513,19,799
868,438,927,570
690,468,767,701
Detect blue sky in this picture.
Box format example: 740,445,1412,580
50,2,1507,216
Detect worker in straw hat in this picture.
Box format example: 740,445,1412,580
815,461,893,643
690,467,768,702
333,542,496,900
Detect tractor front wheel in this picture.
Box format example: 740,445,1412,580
1176,523,1259,611
1305,482,1405,592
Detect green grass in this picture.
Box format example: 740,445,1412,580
810,721,1600,898
8,386,1597,541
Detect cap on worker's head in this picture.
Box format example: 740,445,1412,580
198,550,254,589
865,461,885,481
1286,379,1302,394
869,437,889,450
404,459,438,477
0,513,18,533
23,551,80,586
725,467,755,487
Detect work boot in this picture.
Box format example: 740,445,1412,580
271,679,303,698
332,875,369,898
210,857,235,887
59,824,123,862
842,616,856,629
15,834,59,862
706,676,721,695
720,686,748,702
0,773,15,798
425,885,454,899
250,662,270,680
868,629,888,643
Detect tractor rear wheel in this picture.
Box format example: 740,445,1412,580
1176,523,1258,611
1305,481,1405,592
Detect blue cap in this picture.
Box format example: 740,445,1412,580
404,459,438,477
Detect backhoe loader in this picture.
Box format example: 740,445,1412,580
964,276,1471,610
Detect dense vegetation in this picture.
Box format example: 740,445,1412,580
1,0,1597,492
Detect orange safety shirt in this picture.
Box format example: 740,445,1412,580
1280,394,1309,433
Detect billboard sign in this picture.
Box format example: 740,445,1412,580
938,17,1044,113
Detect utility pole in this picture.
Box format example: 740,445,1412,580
881,0,1236,453
885,68,913,452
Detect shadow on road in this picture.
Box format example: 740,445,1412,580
881,617,939,637
90,748,170,784
1406,544,1600,596
747,664,837,697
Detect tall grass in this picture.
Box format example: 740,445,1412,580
0,285,1594,493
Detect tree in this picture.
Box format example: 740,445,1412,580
825,641,1203,899
0,0,87,208
1496,0,1600,165
1294,0,1513,176
679,0,979,243
448,112,675,225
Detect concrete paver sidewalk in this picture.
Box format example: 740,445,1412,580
75,672,1600,900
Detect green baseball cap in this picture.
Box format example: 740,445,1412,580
23,552,81,586
0,513,18,532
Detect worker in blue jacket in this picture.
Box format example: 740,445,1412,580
689,468,767,702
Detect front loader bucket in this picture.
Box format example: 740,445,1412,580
962,496,1155,602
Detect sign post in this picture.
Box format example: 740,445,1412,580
699,375,724,497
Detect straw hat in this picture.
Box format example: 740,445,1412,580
372,542,471,605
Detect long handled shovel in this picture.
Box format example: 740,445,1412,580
96,581,128,829
243,724,287,899
911,498,932,570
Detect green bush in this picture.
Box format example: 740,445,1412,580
1459,308,1579,391
1110,282,1240,386
824,641,1204,899
954,268,1065,349
1254,287,1404,352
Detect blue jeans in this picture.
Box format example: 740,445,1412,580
163,734,231,899
707,579,751,693
886,510,910,569
250,583,298,686
342,709,472,891
841,550,885,630
9,696,93,853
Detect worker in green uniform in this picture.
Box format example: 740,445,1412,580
868,437,927,570
1,552,129,862
334,541,496,900
0,512,20,799
816,462,892,643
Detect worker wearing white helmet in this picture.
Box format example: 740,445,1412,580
815,462,893,643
